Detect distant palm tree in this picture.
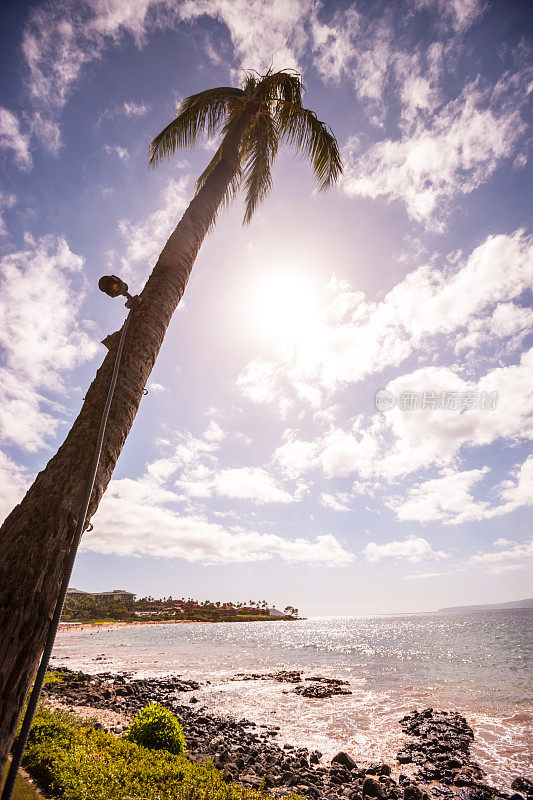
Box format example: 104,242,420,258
0,69,342,768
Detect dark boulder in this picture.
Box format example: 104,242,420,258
332,752,358,771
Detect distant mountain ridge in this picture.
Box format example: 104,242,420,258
439,597,533,612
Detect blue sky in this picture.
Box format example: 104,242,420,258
0,0,531,615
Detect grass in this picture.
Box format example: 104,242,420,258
43,670,64,685
20,705,301,800
2,763,42,800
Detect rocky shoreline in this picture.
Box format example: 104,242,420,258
42,667,532,800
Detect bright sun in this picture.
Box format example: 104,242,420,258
246,270,320,342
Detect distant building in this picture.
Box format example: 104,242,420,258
267,607,287,616
67,588,135,603
95,589,136,603
67,588,89,599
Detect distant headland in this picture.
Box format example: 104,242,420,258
439,597,533,612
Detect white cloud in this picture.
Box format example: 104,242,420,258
122,100,148,117
387,455,532,525
310,7,359,83
19,0,234,151
88,474,353,565
0,190,16,236
0,234,98,450
0,108,32,170
337,351,532,481
21,0,177,134
0,449,29,524
343,77,528,225
493,538,514,548
485,455,533,519
100,101,148,122
273,433,319,479
180,0,312,74
143,425,299,506
310,0,484,131
363,535,448,563
203,421,225,442
238,232,532,416
147,381,168,393
455,302,533,355
213,467,295,503
116,177,190,280
319,492,351,511
20,0,312,152
469,539,533,574
104,143,129,160
404,570,450,580
390,467,490,524
411,0,486,33
236,358,280,404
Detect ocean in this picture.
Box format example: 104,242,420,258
51,610,533,787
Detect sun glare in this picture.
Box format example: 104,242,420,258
246,270,321,342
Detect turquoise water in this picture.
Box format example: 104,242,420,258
52,610,532,786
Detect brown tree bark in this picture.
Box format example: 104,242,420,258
0,103,257,772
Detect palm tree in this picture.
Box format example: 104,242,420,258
0,69,342,769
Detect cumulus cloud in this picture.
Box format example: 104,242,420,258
0,108,32,170
238,231,533,409
212,467,295,503
142,424,300,506
469,539,533,573
88,473,353,565
327,351,532,482
273,433,319,480
342,76,529,225
0,234,98,450
180,0,312,74
262,347,533,503
363,536,448,563
390,467,491,524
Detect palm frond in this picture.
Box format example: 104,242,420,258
253,70,303,105
276,104,343,189
148,86,245,166
193,119,243,230
241,112,278,224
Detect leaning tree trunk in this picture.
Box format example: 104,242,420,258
0,103,256,772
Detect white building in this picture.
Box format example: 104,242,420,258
67,588,135,603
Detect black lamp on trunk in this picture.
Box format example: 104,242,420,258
99,274,137,307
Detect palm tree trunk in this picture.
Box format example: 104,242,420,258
0,103,256,772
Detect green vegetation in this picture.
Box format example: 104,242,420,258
61,596,300,624
43,670,64,686
2,764,42,800
125,703,186,755
61,597,136,623
21,706,298,800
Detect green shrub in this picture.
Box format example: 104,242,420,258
22,706,298,800
125,702,186,754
